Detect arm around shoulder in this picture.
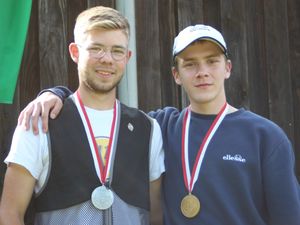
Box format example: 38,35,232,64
18,85,73,134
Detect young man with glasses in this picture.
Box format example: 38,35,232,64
10,24,300,224
0,6,164,225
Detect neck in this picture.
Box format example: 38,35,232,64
77,87,116,110
190,100,237,115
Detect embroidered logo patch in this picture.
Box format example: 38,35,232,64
223,154,246,163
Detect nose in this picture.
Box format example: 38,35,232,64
194,63,208,77
99,50,114,62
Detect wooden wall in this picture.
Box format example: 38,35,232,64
0,0,299,223
137,0,300,175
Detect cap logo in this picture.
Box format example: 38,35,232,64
189,25,210,32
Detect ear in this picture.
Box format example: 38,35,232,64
69,43,79,63
126,50,132,62
172,67,182,85
224,59,232,79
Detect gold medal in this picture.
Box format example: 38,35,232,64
180,193,200,218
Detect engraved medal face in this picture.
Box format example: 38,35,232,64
180,194,200,218
91,186,114,210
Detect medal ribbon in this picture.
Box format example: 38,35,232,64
76,91,118,185
181,102,228,193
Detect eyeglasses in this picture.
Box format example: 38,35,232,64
77,44,128,61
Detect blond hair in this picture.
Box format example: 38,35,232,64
74,6,130,43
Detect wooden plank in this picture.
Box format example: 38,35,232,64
264,0,294,138
135,0,163,112
88,0,115,8
176,0,204,29
287,0,300,178
203,0,221,27
221,0,249,108
38,0,69,88
157,0,181,108
244,0,269,117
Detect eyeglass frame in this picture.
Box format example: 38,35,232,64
76,44,128,61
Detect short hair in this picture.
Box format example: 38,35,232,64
173,40,229,69
74,6,130,44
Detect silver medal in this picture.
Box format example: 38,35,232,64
91,186,114,210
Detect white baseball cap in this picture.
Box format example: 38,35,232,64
172,24,228,57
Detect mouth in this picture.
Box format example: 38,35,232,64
95,69,114,78
195,83,211,88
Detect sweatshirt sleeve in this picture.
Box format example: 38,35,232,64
38,86,73,102
263,136,300,225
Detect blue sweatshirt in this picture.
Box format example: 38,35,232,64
149,107,300,225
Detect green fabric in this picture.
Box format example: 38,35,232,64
0,1,32,104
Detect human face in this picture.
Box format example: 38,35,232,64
69,28,131,96
173,41,231,113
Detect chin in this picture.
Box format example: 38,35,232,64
85,82,113,94
192,97,216,106
94,86,115,94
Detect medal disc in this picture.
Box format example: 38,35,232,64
91,186,114,210
180,194,200,218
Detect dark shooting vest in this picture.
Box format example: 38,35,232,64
35,97,151,212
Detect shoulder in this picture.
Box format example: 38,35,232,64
148,106,180,118
119,104,156,134
6,119,48,179
239,110,286,134
233,109,291,148
11,118,47,145
148,106,184,126
120,103,148,119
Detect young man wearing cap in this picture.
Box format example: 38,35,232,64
16,24,300,224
